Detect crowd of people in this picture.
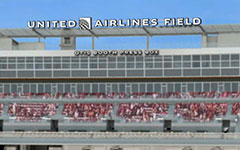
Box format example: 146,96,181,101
8,103,58,121
175,103,228,122
4,102,240,122
62,103,114,122
0,90,240,122
0,91,239,99
117,103,168,122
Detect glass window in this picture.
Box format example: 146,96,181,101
221,62,229,67
164,56,172,61
183,55,191,61
155,56,162,62
232,83,238,92
203,83,210,91
80,57,88,63
195,83,202,92
212,62,220,67
231,61,239,67
183,62,191,68
147,84,153,92
62,57,70,63
187,83,194,92
175,84,181,92
71,64,79,69
173,62,181,68
16,57,25,63
136,62,143,68
53,64,61,69
221,55,229,60
17,64,25,69
192,55,200,61
167,84,173,92
154,84,161,92
99,58,106,63
71,57,79,63
140,84,145,92
117,63,125,68
62,64,70,69
231,54,239,60
80,63,88,69
145,56,153,62
212,55,220,60
8,57,16,63
132,84,138,92
108,57,116,62
0,64,7,69
53,57,61,62
136,57,143,62
44,57,52,63
202,55,210,61
173,56,181,61
8,64,16,69
192,62,200,67
202,62,210,67
35,64,43,69
43,64,51,69
90,63,97,68
155,63,162,68
127,57,134,62
117,57,125,62
90,57,97,63
146,63,153,68
26,57,34,63
26,64,34,69
164,62,172,68
35,57,42,63
99,63,106,68
127,63,134,68
118,84,125,92
211,83,217,91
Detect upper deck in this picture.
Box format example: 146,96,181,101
0,48,240,79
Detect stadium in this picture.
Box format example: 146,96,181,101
1,24,240,150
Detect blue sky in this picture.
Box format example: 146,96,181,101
0,0,240,50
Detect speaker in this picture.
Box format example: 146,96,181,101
164,120,172,132
51,120,58,132
106,120,114,131
222,120,230,133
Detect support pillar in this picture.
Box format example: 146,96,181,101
92,36,95,51
146,34,149,50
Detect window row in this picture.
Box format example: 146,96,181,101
0,82,239,93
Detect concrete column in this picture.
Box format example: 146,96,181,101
92,36,95,51
227,103,232,116
168,103,176,116
201,34,207,48
146,34,150,50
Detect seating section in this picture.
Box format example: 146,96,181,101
1,91,240,122
175,103,227,122
232,103,240,115
62,103,114,122
0,91,239,99
8,103,58,121
117,103,168,122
